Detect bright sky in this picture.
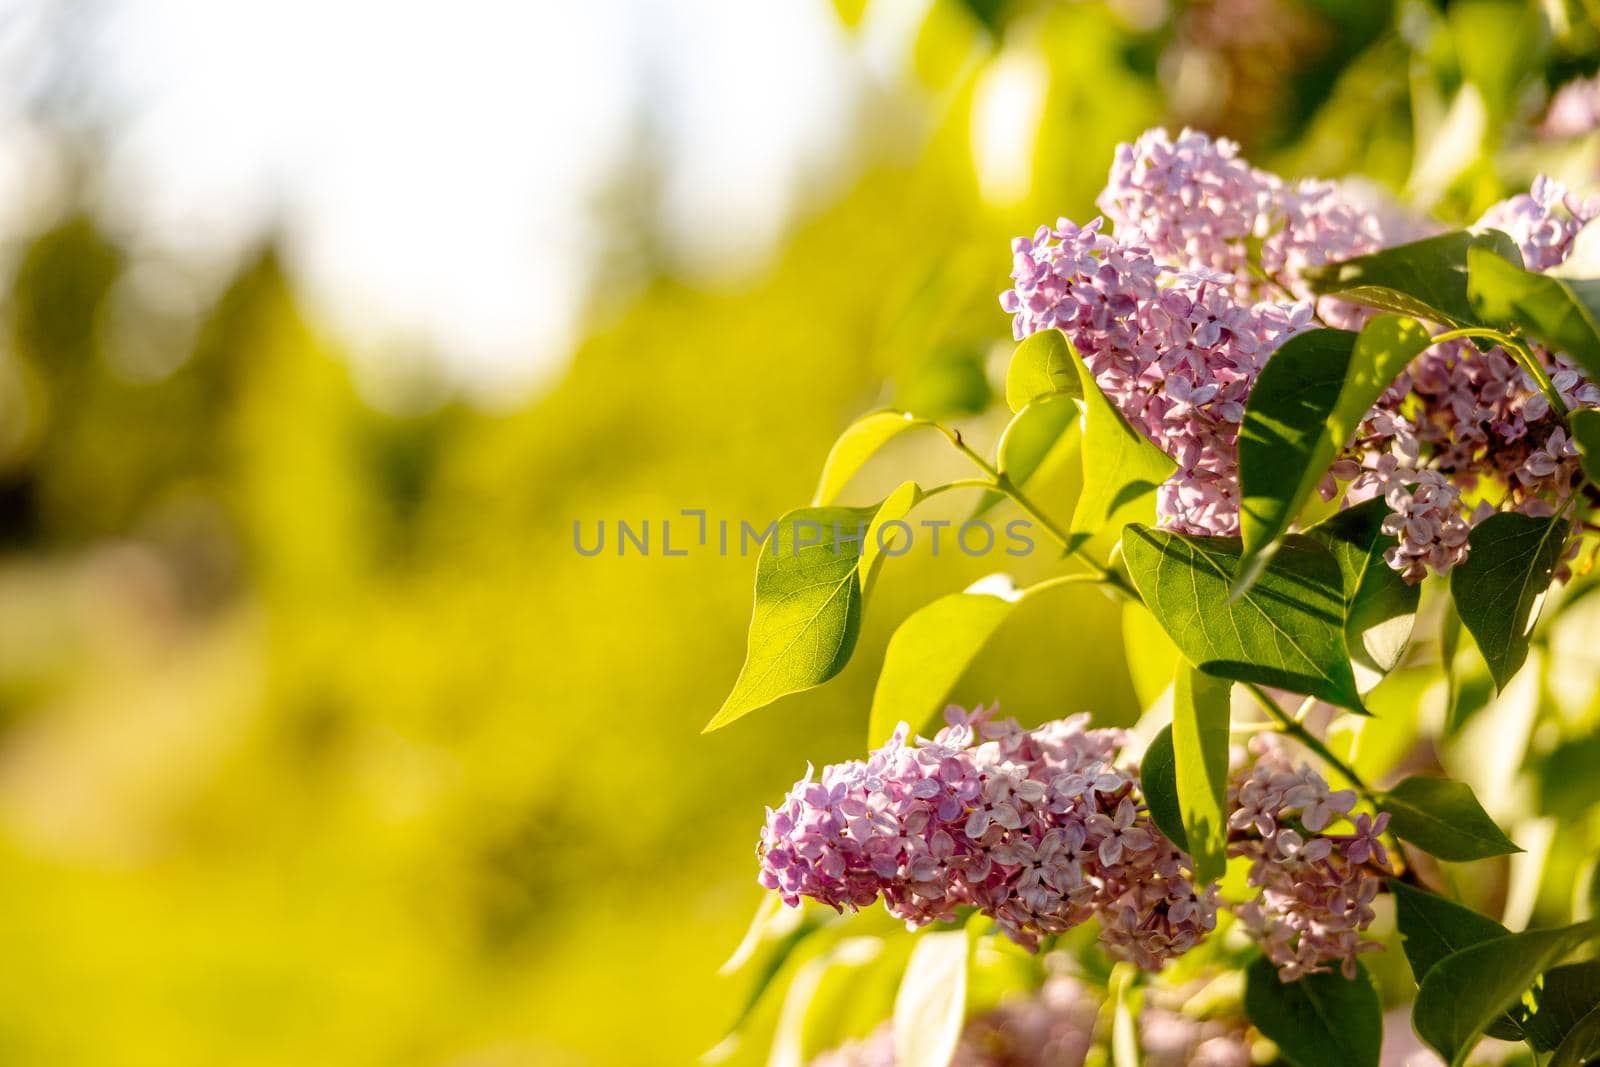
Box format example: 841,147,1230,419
0,0,915,403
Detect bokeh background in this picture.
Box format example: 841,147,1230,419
1,0,1597,1063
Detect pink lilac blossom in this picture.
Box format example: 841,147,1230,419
1543,74,1600,141
808,970,1252,1067
1005,125,1600,580
760,707,1389,981
1227,736,1390,981
757,706,1217,964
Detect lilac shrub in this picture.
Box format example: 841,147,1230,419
757,707,1391,981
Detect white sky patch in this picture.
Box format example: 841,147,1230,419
2,0,871,403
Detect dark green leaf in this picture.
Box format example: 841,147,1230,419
1306,497,1421,691
1551,1002,1600,1067
1379,775,1520,861
1172,665,1231,882
1449,511,1571,691
1308,229,1521,327
1005,328,1081,412
1522,961,1600,1052
1236,316,1432,591
1122,525,1364,711
1415,920,1600,1067
1468,245,1600,380
1570,408,1600,485
1244,956,1381,1067
708,490,918,730
1064,342,1176,553
1390,880,1510,985
1140,725,1186,852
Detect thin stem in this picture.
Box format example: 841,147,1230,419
934,424,1138,597
1242,684,1373,797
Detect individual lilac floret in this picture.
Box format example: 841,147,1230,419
1226,736,1388,981
757,706,1219,966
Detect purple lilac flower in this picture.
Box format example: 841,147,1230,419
757,706,1218,964
1226,736,1387,981
1005,126,1600,580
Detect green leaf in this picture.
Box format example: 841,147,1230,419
1415,920,1600,1067
1389,881,1510,986
1449,511,1571,691
1172,665,1231,882
893,929,970,1067
1522,961,1600,1052
813,411,928,506
1468,245,1600,380
1236,318,1432,591
997,396,1078,489
1308,229,1522,327
708,491,918,731
1063,342,1176,553
1005,328,1081,413
1379,775,1521,861
1122,602,1181,712
867,576,1020,745
1244,956,1381,1067
1305,498,1421,692
1140,726,1186,852
1552,1002,1600,1067
1122,525,1364,711
1568,407,1600,485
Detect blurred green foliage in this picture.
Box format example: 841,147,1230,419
0,0,1597,1063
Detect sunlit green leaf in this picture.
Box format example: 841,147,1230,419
1308,229,1521,327
1122,525,1364,711
1063,342,1175,553
708,489,920,731
1244,956,1381,1067
1415,920,1600,1067
867,575,1021,745
1468,244,1600,380
813,411,928,506
1380,775,1521,861
1567,407,1600,485
1449,511,1571,691
1005,328,1081,413
1172,665,1230,882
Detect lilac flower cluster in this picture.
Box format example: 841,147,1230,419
1228,737,1390,980
1001,126,1600,580
1542,74,1600,141
759,707,1390,981
809,970,1253,1067
758,707,1217,964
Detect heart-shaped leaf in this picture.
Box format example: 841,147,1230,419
1379,775,1521,861
1236,318,1432,590
1244,956,1381,1067
1005,328,1082,412
708,487,920,730
1061,341,1176,553
1122,525,1364,711
1449,511,1571,691
1415,920,1600,1067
